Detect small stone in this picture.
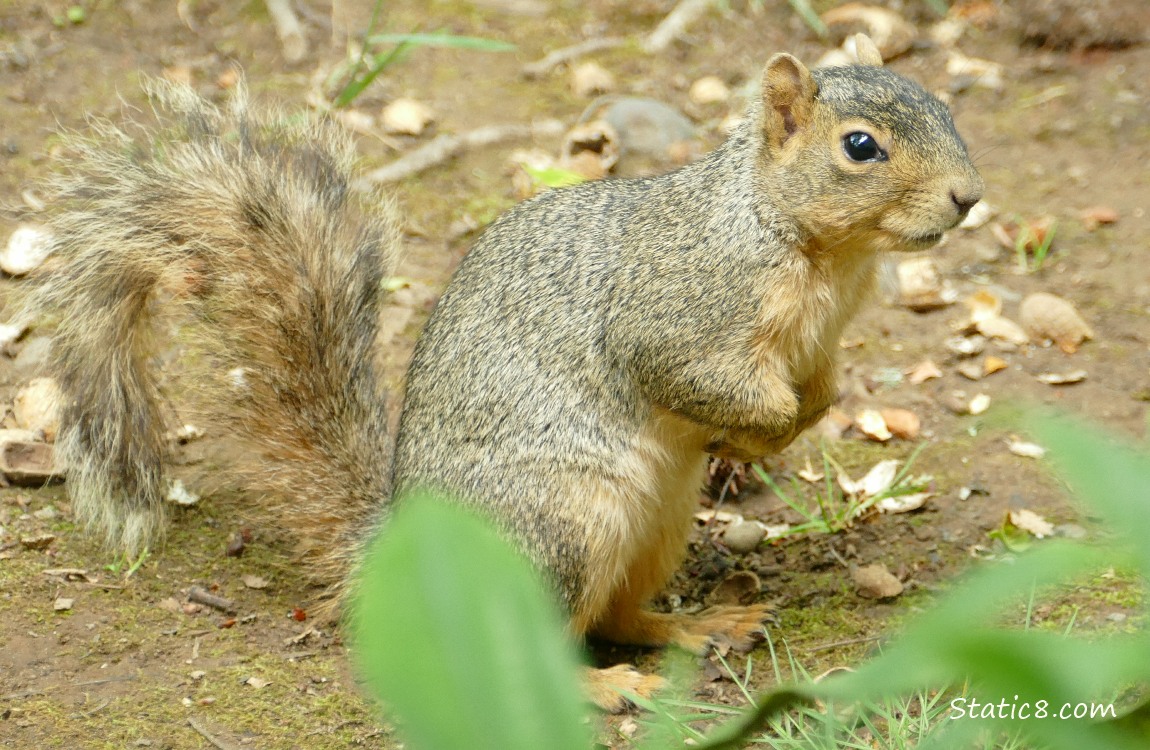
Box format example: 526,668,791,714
570,62,615,97
688,75,729,105
53,597,74,611
852,563,903,599
723,520,767,554
380,98,435,136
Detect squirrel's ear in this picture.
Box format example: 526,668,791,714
851,34,884,67
761,53,818,150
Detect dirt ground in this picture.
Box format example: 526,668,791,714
1,1,1148,748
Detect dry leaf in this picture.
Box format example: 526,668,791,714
839,459,899,497
708,571,761,606
166,479,200,506
1008,509,1054,539
822,3,916,59
1080,206,1118,231
906,360,943,385
877,492,930,514
852,563,904,599
946,50,1003,90
958,200,994,229
964,290,1002,324
559,120,620,180
1036,370,1087,386
983,356,1008,376
856,410,892,442
797,458,824,483
1008,440,1046,459
818,408,854,440
241,575,269,590
694,509,740,524
976,316,1029,346
1020,293,1092,354
879,408,920,439
244,676,272,689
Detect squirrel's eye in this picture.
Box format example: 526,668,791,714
842,131,886,163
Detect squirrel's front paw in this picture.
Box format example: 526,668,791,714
706,428,792,461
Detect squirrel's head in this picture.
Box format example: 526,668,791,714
754,36,983,255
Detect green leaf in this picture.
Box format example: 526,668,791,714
522,164,586,189
349,493,589,750
366,32,517,52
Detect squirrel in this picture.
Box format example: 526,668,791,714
28,35,981,711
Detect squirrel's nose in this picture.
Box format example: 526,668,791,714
950,177,983,217
951,189,980,216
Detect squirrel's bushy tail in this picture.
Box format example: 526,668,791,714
34,80,397,585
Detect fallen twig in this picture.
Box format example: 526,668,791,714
189,716,244,750
188,585,237,614
643,0,718,53
2,675,136,701
355,119,565,186
520,37,626,79
265,0,307,63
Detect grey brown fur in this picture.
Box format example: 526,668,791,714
32,47,981,708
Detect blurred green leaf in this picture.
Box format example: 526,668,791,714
350,493,589,750
366,32,517,52
522,164,586,189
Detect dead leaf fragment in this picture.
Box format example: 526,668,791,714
958,200,994,230
1008,440,1046,459
1080,206,1118,231
1036,369,1087,386
708,571,762,606
53,597,74,612
964,290,1002,324
855,410,892,442
983,355,1008,376
1020,293,1092,353
821,3,916,60
852,563,904,599
839,459,900,497
1008,509,1054,539
906,360,943,385
20,533,56,550
877,492,930,514
976,316,1029,346
244,676,271,689
559,119,620,180
879,408,920,439
381,98,435,136
570,61,615,97
946,50,1003,91
241,575,269,590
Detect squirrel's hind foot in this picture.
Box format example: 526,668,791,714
585,664,667,713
